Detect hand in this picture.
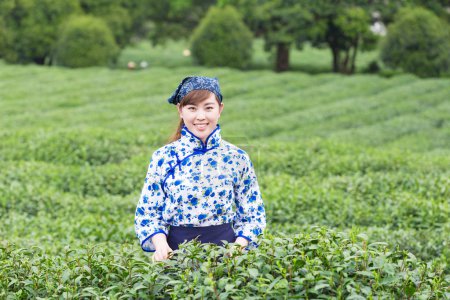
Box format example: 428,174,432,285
234,237,249,250
225,237,249,258
152,243,173,262
151,233,173,262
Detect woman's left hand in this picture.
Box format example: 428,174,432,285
225,237,248,258
234,237,249,250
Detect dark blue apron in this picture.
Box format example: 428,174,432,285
167,222,236,251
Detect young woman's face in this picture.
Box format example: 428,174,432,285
177,92,224,143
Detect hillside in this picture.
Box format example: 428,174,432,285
0,61,448,298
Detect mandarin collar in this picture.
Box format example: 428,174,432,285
180,124,222,150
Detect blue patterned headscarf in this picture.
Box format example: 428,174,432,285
167,76,223,105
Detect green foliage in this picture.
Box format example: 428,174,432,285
190,6,253,69
0,19,10,58
380,7,450,78
220,0,314,72
54,15,119,68
78,0,132,48
0,228,448,298
222,0,380,73
358,0,449,25
117,38,379,73
334,7,373,50
257,0,314,72
307,2,378,74
0,63,449,296
0,0,80,64
411,0,450,23
0,129,145,166
146,0,217,46
0,0,166,66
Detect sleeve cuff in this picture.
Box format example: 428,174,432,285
237,234,252,242
140,229,168,252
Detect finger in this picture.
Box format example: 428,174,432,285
155,253,163,262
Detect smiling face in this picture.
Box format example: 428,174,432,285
177,91,224,143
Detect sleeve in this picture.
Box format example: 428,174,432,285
233,152,267,250
135,150,169,252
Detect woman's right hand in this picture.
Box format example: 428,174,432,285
152,244,173,262
151,233,173,262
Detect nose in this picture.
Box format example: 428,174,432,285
196,110,206,120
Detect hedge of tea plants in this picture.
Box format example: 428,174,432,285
1,228,448,299
0,61,448,298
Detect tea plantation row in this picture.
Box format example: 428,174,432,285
0,61,448,298
2,228,448,299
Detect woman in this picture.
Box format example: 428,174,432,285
135,76,266,262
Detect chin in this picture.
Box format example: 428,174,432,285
196,129,212,140
188,123,215,139
195,130,209,139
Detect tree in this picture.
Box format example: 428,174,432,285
144,0,217,46
78,0,133,48
360,0,450,25
220,0,313,72
411,0,450,23
380,7,450,77
190,6,253,69
0,0,80,64
306,1,378,74
222,0,378,74
257,0,313,72
54,15,119,68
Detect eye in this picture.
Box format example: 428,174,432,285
206,107,213,110
187,107,196,111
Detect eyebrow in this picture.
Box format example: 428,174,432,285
187,102,216,106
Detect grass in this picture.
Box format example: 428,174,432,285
116,38,380,74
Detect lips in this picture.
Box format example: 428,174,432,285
194,123,208,130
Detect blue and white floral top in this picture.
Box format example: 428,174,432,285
135,124,266,252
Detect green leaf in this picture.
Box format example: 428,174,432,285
248,268,259,278
314,283,330,290
356,271,374,278
266,277,281,292
405,281,416,297
102,285,120,294
61,269,71,283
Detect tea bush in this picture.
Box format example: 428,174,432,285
1,228,448,299
0,129,146,165
0,63,448,297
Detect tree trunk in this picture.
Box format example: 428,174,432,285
331,46,339,73
275,43,290,72
342,49,350,74
350,38,359,74
33,56,46,65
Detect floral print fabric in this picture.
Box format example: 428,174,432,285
135,124,266,252
167,76,223,105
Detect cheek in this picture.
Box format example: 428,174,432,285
181,111,194,120
208,111,221,120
